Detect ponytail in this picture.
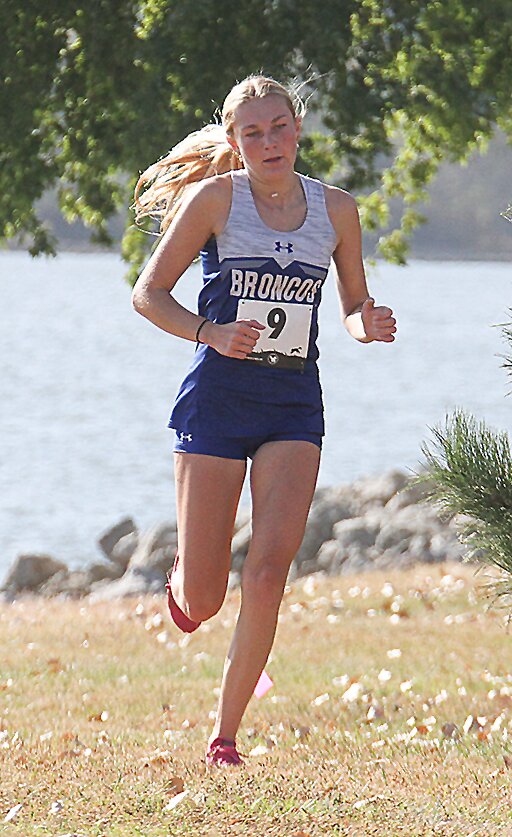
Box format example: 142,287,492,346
134,124,243,233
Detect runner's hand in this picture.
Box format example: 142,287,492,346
361,298,397,343
203,319,265,359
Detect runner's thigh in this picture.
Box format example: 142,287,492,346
248,441,320,571
174,452,246,585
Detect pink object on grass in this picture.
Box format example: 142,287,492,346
254,669,274,698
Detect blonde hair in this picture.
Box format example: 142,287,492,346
133,75,305,233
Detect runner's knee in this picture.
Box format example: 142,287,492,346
241,558,291,603
185,587,225,622
178,557,229,622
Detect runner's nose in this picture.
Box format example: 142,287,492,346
263,130,276,149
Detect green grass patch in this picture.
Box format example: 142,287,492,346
1,562,512,835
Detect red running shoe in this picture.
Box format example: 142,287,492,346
165,555,201,633
205,737,244,768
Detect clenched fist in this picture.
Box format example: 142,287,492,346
201,319,265,359
361,298,397,343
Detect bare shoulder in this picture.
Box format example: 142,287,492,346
322,183,359,234
180,172,233,236
186,172,232,206
320,184,360,247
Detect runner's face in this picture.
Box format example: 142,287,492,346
230,94,301,179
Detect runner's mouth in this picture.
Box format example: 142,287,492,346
263,156,283,163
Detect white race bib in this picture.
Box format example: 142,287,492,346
237,299,312,370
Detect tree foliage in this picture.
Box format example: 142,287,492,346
2,0,511,275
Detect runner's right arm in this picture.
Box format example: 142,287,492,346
131,178,263,358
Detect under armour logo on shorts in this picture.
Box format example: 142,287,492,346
179,432,193,442
275,241,293,253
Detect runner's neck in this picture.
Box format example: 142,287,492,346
248,172,303,212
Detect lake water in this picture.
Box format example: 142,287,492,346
1,253,510,574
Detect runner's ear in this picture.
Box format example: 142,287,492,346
227,135,240,155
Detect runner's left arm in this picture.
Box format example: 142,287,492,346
326,187,396,344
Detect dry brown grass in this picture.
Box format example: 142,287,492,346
1,562,512,836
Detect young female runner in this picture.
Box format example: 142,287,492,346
131,75,396,767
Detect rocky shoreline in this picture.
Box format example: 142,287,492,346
0,469,472,601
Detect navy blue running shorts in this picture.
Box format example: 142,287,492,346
173,430,322,461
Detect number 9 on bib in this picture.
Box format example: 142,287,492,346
237,299,313,370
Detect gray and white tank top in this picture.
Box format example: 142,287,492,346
197,169,338,369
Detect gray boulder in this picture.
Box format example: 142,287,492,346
127,523,178,578
325,517,381,576
89,523,178,601
375,524,416,552
351,469,409,510
380,502,445,537
333,517,380,550
2,554,68,593
370,547,418,572
110,532,139,570
294,486,355,571
408,534,433,562
87,561,125,583
98,517,137,560
88,567,165,601
39,569,91,598
385,477,435,513
337,551,375,575
36,560,126,599
429,532,466,562
315,539,342,573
